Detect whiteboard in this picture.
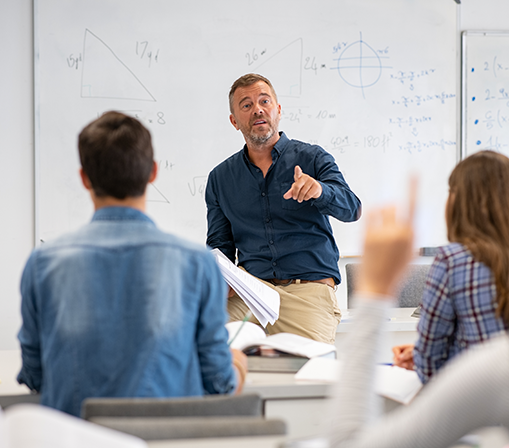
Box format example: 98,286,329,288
462,31,509,157
35,0,458,256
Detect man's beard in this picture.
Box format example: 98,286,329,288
246,127,277,145
244,117,280,145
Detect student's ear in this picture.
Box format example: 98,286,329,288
229,114,240,130
149,161,158,183
79,168,92,190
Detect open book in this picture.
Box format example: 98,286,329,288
226,321,336,359
211,248,280,327
0,404,146,448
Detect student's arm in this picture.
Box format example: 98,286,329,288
17,252,43,392
331,203,414,446
196,250,241,395
231,348,248,395
392,343,415,370
330,200,509,448
205,172,236,263
331,302,509,448
413,252,455,384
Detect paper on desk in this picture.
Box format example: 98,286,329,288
295,358,422,404
211,249,280,327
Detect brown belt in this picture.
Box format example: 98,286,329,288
268,277,335,288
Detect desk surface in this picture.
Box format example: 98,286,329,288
147,435,286,448
145,427,509,448
337,307,419,333
245,372,330,400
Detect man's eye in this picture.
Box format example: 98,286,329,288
242,104,251,109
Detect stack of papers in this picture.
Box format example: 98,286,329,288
211,249,280,327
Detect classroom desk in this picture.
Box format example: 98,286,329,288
147,435,286,448
145,427,509,448
244,372,332,438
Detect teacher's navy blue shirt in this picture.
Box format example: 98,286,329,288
206,132,361,284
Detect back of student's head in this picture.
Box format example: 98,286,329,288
447,150,509,323
78,111,154,199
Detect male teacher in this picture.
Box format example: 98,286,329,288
206,74,361,343
17,111,246,417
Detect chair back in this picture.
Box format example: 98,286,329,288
345,263,430,308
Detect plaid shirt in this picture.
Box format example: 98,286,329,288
414,243,507,384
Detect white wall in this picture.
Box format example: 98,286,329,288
0,0,508,348
0,0,34,349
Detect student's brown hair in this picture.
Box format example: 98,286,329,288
78,111,154,199
447,150,509,324
228,73,278,113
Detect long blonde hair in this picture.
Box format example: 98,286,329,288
447,150,509,324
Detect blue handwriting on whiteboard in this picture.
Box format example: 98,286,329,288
392,92,455,107
399,139,456,154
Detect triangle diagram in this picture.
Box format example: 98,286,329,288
81,29,156,101
254,38,303,98
146,182,170,204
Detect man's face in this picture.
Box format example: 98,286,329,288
229,81,281,146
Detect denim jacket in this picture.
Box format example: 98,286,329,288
18,207,236,416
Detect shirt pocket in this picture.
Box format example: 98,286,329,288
280,181,307,211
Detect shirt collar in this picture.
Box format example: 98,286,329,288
91,206,155,225
272,131,289,156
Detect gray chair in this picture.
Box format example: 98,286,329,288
345,263,430,308
0,393,40,409
81,394,287,440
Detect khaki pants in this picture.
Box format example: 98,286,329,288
228,276,341,344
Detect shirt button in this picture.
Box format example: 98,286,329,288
261,192,266,197
272,262,277,266
269,240,274,245
266,218,270,223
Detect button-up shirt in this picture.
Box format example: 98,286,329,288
205,132,361,284
414,242,508,384
17,207,236,416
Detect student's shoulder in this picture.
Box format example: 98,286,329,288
154,230,216,263
434,242,475,268
436,242,466,258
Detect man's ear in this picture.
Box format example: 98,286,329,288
229,114,239,130
149,161,158,183
79,168,92,190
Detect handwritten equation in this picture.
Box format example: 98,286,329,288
399,139,456,154
392,92,455,107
